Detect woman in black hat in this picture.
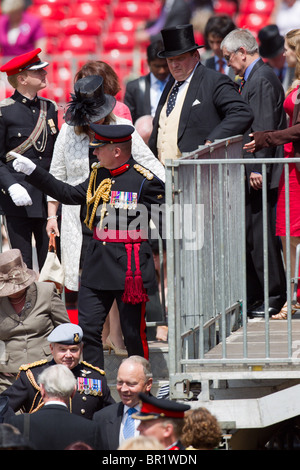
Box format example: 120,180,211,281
45,69,165,355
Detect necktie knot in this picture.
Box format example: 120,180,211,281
166,81,184,116
128,407,136,416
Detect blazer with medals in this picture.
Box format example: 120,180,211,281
1,358,115,419
24,157,165,293
0,90,58,217
149,62,254,157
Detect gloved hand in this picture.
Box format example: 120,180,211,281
11,152,36,175
8,183,32,206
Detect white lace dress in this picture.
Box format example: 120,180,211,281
48,115,165,291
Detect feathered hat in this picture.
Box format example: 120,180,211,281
64,75,116,126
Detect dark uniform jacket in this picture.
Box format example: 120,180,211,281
149,62,254,156
0,90,58,217
1,358,115,419
25,157,165,292
6,403,103,450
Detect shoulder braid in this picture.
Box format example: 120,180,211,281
81,360,105,375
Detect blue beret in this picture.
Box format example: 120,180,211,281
47,323,83,345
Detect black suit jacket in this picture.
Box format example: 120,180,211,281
149,63,254,157
93,401,124,450
124,74,151,124
6,404,102,450
241,58,286,189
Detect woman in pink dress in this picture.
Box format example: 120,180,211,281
244,29,300,319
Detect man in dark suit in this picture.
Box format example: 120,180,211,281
258,24,294,93
148,24,254,164
204,14,237,81
93,356,153,450
132,392,190,450
11,124,165,369
221,28,287,317
124,40,170,124
5,364,103,450
0,48,58,270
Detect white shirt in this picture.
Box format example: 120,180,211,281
150,73,169,117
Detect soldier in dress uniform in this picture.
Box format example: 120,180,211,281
1,323,115,419
11,124,166,369
132,392,190,450
0,48,58,270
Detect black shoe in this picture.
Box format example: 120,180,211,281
247,302,280,318
247,299,263,312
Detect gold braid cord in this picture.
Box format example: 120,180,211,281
84,166,112,231
26,369,44,413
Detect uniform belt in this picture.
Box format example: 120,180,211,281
93,228,149,305
93,228,147,243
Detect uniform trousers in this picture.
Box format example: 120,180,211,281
5,215,48,270
78,285,149,368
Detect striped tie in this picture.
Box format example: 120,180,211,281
123,407,137,439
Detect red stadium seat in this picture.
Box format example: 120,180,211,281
60,18,102,36
236,13,271,32
113,2,156,20
31,0,71,5
102,32,135,52
58,34,98,54
108,17,140,34
41,19,62,37
28,4,67,21
213,0,238,15
69,3,107,20
239,0,275,14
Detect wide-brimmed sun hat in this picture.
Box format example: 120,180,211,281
0,249,37,297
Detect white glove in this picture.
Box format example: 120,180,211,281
11,152,36,175
8,183,32,206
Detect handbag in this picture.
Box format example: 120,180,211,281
39,233,64,293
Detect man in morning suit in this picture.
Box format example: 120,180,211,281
93,356,153,450
11,124,166,369
148,23,254,164
124,40,170,124
0,48,58,270
5,364,102,450
132,392,190,450
221,28,287,318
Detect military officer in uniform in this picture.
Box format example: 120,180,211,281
11,124,165,369
132,393,190,450
0,48,58,270
1,323,115,419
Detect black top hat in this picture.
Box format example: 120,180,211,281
89,123,134,147
258,24,284,59
65,75,116,126
157,24,204,58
